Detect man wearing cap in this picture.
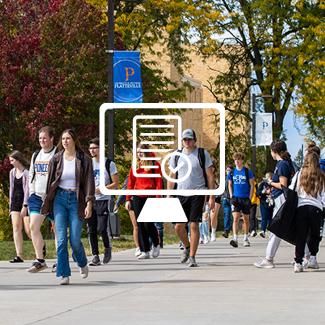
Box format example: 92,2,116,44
167,129,215,267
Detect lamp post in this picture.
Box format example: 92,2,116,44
251,93,273,176
107,0,142,160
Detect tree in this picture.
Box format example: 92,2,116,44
294,145,304,168
197,0,324,168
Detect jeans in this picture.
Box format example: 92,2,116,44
54,188,87,277
199,220,209,238
249,204,258,232
155,222,164,248
260,204,273,232
222,198,232,231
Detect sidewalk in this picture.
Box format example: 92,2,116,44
1,236,325,325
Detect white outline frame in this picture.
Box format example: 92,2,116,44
99,103,225,196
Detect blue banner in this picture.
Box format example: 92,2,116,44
113,51,143,103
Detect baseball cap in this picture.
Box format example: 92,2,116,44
181,129,196,140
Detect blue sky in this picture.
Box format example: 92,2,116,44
283,110,306,160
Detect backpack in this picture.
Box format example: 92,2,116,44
229,167,251,193
31,146,58,183
105,158,113,184
173,147,208,188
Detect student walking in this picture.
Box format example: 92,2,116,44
41,129,95,285
291,152,325,272
27,126,57,272
8,151,31,263
125,144,162,260
256,173,274,238
167,129,215,267
222,165,232,238
254,140,295,269
228,153,254,248
87,138,118,266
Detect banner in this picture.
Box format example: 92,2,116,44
255,113,273,146
113,51,143,103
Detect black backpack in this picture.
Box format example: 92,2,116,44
30,146,58,183
105,158,113,184
173,147,208,188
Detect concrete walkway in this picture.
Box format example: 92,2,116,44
1,237,325,325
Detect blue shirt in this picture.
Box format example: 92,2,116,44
271,160,293,199
227,167,254,199
320,159,325,173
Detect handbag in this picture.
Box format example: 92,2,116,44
267,174,299,245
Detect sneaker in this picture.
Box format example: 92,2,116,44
250,230,257,237
210,232,216,242
188,256,198,267
203,236,209,244
80,265,89,279
222,231,229,238
230,239,238,248
152,245,160,258
179,242,184,250
103,247,112,264
43,243,47,258
293,262,303,273
52,263,57,273
259,231,266,238
243,239,250,247
27,261,47,273
59,277,70,285
89,255,101,266
180,247,190,263
254,258,274,269
307,256,319,269
137,252,150,260
135,247,142,257
199,237,204,244
9,256,24,263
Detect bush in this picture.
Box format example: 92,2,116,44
0,187,12,241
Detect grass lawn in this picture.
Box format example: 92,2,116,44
0,234,179,261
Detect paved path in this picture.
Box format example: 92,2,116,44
1,237,325,325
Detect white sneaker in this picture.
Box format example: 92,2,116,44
152,245,160,258
307,256,319,269
79,265,89,279
135,247,141,257
210,232,216,242
294,262,303,273
250,230,257,237
203,236,209,244
137,252,150,260
59,276,70,285
243,239,250,247
254,258,274,269
199,237,204,244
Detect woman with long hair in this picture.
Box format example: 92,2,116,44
41,129,95,285
8,150,31,262
254,140,295,268
291,152,325,272
125,144,163,259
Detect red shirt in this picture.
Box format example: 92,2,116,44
126,162,163,200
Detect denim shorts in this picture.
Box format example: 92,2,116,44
28,193,54,221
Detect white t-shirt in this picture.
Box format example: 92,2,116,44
29,147,57,198
290,172,325,210
93,158,117,200
169,147,212,190
59,158,76,190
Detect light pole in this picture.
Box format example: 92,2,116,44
251,93,273,176
107,0,142,160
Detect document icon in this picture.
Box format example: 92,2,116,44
132,115,182,178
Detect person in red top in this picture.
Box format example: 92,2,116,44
125,144,163,259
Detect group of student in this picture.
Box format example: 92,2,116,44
7,125,325,285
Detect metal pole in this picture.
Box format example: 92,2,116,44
107,0,114,160
252,93,256,176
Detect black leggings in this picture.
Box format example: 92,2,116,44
295,205,323,264
133,196,159,253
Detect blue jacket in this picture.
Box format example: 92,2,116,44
320,159,325,173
